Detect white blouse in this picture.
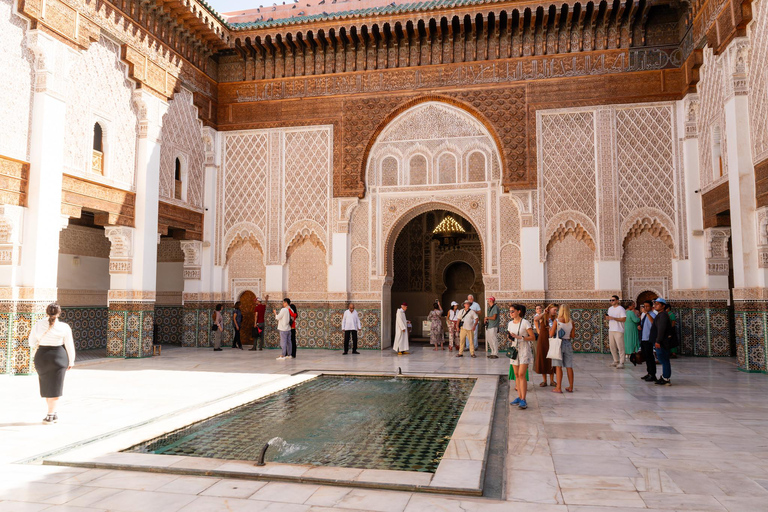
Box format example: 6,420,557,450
29,319,76,367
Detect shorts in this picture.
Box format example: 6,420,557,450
551,339,573,368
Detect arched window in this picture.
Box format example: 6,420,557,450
381,156,398,186
409,154,427,185
467,151,486,182
92,123,104,174
174,157,183,200
437,153,457,184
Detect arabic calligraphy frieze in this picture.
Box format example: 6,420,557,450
223,47,682,104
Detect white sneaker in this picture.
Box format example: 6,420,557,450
610,362,618,367
276,356,285,360
616,364,625,369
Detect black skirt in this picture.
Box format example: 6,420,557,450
34,346,69,398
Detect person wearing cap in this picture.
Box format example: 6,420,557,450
393,303,410,355
456,300,479,358
650,298,675,385
249,295,269,351
447,301,461,351
605,295,627,369
484,297,500,358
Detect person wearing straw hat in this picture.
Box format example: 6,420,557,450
393,303,410,355
446,301,460,352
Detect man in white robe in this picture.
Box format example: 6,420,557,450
393,303,410,355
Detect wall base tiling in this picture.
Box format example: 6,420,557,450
0,300,47,375
107,302,154,358
735,301,768,373
60,307,108,351
154,306,183,345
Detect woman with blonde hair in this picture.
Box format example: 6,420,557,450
550,304,576,393
534,304,557,387
29,303,75,424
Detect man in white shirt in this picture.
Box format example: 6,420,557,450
273,298,293,360
606,295,627,369
456,300,479,358
393,303,410,355
467,294,482,350
341,303,362,355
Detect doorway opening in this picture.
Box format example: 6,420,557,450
238,290,256,347
389,210,483,345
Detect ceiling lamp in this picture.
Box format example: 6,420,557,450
432,216,467,247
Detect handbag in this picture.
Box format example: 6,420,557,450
211,324,218,331
505,321,524,360
547,327,564,360
252,325,262,337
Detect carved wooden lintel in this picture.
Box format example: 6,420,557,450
61,174,135,227
0,155,29,208
158,200,203,241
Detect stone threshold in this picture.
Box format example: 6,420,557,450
42,373,498,496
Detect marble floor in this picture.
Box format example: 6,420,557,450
1,346,767,511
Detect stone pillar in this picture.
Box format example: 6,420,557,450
180,239,208,347
521,226,544,292
1,31,74,374
105,91,166,358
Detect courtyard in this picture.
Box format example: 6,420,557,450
1,348,766,511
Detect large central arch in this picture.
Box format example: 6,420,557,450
359,99,507,348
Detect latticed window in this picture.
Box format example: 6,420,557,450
92,123,104,174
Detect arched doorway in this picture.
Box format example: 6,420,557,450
239,290,256,347
636,290,658,307
389,210,483,344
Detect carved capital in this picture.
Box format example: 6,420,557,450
26,30,76,98
104,226,135,274
705,227,731,275
179,240,203,280
202,126,218,166
725,37,749,99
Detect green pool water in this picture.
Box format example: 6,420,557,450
127,375,475,472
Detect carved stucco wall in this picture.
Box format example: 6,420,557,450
159,89,205,208
622,231,673,300
217,126,332,274
287,234,327,294
227,241,266,284
0,0,33,162
750,0,768,165
63,36,138,189
58,225,110,258
537,103,681,291
546,234,596,292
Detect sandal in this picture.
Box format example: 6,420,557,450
566,387,573,393
539,382,548,387
552,388,563,393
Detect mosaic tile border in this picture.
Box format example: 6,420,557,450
108,302,154,359
60,307,108,351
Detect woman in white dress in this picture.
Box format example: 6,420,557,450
29,303,76,424
507,304,535,410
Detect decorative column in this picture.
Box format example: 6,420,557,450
105,91,166,358
180,239,207,347
594,107,622,295
2,31,75,375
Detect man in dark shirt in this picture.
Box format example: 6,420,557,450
231,301,243,350
249,295,269,351
289,301,298,359
650,298,674,386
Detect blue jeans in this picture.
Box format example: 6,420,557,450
654,347,671,379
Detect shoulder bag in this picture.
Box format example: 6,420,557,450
506,321,524,360
547,327,563,360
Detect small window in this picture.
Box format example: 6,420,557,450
712,127,723,179
92,123,104,174
174,157,183,199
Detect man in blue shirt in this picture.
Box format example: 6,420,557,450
639,300,657,382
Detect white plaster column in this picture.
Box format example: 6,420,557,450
265,265,287,296
595,261,622,293
199,127,225,300
328,232,350,293
722,38,757,288
521,226,545,291
21,31,75,298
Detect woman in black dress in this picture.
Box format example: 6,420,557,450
30,303,75,424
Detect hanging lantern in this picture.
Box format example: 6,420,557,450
432,216,467,247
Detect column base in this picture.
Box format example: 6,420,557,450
107,301,155,358
734,300,768,373
182,302,215,348
1,298,51,375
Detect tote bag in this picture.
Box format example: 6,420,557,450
546,327,564,360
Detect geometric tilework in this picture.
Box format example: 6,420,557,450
60,307,108,351
154,306,183,346
128,375,475,473
107,302,154,358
